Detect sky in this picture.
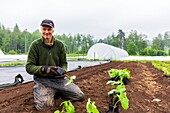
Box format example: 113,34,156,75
0,0,170,40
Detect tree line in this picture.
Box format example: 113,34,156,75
0,24,170,56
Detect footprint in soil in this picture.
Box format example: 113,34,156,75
24,97,34,105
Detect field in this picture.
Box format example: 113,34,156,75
0,61,170,113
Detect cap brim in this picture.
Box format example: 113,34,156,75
41,23,53,28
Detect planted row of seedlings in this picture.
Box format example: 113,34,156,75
106,68,130,113
54,98,100,113
151,61,170,76
54,68,131,113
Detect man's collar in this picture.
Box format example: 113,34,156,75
41,36,55,46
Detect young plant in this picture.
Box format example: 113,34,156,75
107,80,129,110
54,98,100,113
65,75,76,86
107,68,130,112
86,98,100,113
108,69,130,84
54,100,75,113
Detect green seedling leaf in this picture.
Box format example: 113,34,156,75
106,81,121,85
116,85,126,94
108,69,118,78
118,93,129,110
65,75,76,86
54,110,60,113
123,69,130,78
60,100,75,113
108,68,131,80
86,98,100,113
108,89,116,95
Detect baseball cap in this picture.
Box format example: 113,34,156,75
40,19,54,28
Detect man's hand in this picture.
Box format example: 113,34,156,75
41,66,57,74
41,66,66,76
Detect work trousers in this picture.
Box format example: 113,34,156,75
33,77,84,111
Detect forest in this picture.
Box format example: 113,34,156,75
0,24,170,56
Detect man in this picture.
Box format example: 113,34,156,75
26,19,84,111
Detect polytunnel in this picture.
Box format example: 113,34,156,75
0,50,4,55
87,43,128,60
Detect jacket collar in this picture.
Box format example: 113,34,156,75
41,36,55,48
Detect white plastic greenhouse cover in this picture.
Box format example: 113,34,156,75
87,43,128,60
0,50,4,55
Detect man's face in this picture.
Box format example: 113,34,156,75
41,26,54,43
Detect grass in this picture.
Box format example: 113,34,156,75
1,59,168,67
66,53,87,57
0,62,26,67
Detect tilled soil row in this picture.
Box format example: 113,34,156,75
0,61,169,113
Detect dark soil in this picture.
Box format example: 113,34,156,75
0,61,170,113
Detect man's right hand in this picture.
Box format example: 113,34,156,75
41,66,66,77
41,66,58,75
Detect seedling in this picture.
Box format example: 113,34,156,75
108,69,130,84
86,98,100,113
108,69,130,79
54,100,75,113
54,98,100,113
65,75,76,86
107,69,130,112
107,80,129,110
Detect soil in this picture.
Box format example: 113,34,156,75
0,61,170,113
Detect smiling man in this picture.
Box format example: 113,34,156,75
26,19,84,111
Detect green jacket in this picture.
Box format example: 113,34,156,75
25,37,67,77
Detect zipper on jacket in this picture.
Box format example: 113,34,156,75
48,49,51,56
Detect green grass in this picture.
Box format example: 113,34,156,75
67,53,86,57
0,62,26,67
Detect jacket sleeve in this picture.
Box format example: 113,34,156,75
60,43,68,71
25,42,42,75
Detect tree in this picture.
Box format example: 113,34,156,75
127,42,138,55
138,34,148,55
111,33,119,47
142,48,157,56
104,33,119,47
163,32,170,50
124,30,148,55
117,29,125,49
10,24,21,51
152,34,164,50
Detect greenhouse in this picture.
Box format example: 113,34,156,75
87,43,128,60
0,50,4,55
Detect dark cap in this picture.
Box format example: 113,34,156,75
40,19,54,28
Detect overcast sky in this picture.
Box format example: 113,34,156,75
0,0,170,40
